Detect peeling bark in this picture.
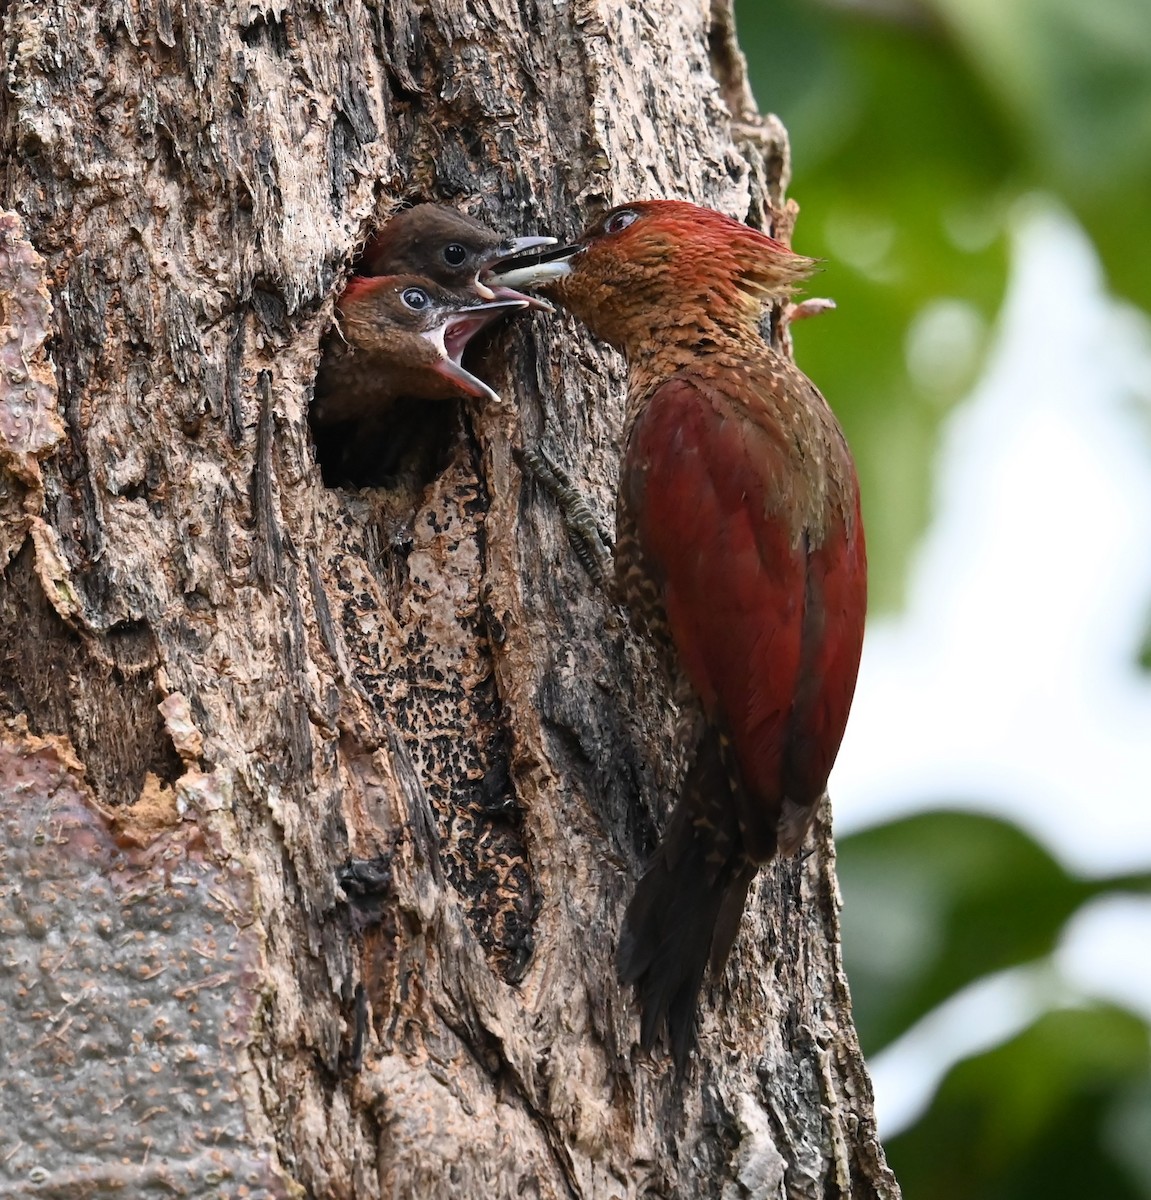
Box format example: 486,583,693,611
0,1,900,1197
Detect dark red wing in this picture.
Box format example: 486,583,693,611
623,374,865,855
779,474,867,844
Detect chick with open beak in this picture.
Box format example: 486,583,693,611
314,274,527,423
311,275,527,487
311,204,554,488
360,203,556,309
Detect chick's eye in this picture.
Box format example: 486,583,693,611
443,243,468,266
605,210,638,234
401,287,430,310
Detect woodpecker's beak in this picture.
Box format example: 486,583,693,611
477,236,560,310
485,242,579,296
421,297,529,403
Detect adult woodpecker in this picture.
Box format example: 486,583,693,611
312,275,526,485
493,200,867,1065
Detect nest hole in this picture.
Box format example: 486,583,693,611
309,395,462,491
309,210,468,493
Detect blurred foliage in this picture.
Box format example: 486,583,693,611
838,811,1151,1052
837,810,1151,1194
886,1005,1151,1200
737,0,1009,610
929,0,1151,308
735,0,1151,611
734,1,1151,1194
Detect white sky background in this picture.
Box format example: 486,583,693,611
827,199,1151,1135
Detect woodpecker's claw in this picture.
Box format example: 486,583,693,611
786,297,836,322
519,445,613,588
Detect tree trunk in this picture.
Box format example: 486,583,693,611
0,1,900,1196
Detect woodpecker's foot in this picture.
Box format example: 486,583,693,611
519,445,614,588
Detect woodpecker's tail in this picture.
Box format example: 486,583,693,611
616,735,759,1071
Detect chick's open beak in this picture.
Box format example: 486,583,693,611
477,236,561,310
420,297,529,403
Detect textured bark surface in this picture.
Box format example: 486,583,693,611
0,1,900,1197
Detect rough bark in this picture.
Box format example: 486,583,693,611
0,1,900,1197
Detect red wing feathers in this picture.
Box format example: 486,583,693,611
624,374,865,859
780,481,867,843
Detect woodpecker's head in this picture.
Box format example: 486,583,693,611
336,274,528,402
491,199,818,356
360,204,556,309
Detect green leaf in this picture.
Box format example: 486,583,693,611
886,1005,1151,1200
835,810,1151,1052
922,0,1151,312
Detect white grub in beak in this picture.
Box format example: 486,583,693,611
485,244,578,294
494,235,559,260
479,236,561,310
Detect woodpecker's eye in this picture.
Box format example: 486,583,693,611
604,210,638,235
443,243,468,266
401,287,430,310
